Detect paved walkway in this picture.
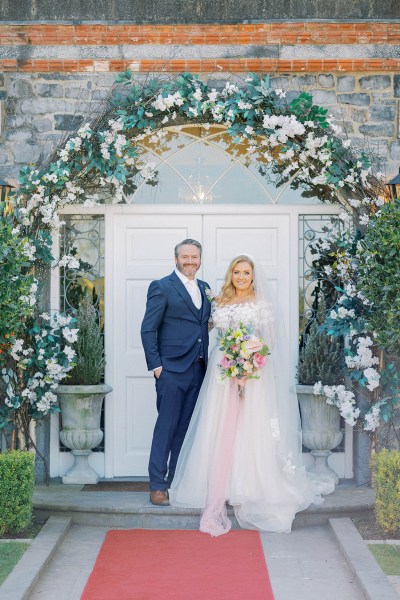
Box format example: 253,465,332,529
29,524,365,600
2,482,399,599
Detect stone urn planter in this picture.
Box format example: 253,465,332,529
296,384,343,484
56,383,112,484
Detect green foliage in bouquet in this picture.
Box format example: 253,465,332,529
297,294,344,386
67,292,105,385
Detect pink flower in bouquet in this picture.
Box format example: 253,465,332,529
220,355,231,369
253,352,267,368
240,336,264,358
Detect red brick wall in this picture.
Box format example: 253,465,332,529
0,22,399,73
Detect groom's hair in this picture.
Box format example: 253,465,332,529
175,239,202,258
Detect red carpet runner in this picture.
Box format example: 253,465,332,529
81,529,274,600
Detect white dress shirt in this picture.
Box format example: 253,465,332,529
174,268,202,309
153,270,203,372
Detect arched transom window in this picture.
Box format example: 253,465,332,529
124,124,318,205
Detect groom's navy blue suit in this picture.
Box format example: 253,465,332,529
141,271,211,491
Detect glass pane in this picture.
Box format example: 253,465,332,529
129,163,191,204
127,125,327,205
208,163,272,204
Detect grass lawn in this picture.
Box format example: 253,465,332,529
368,544,400,576
0,542,30,585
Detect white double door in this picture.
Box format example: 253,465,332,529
105,207,293,477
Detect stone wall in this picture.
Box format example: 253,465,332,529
0,21,399,184
1,69,399,182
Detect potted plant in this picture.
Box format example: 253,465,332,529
297,294,345,484
56,292,112,484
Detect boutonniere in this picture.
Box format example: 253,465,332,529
205,287,215,302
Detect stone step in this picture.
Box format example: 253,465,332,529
33,481,375,529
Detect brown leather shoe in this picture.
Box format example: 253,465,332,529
150,490,170,506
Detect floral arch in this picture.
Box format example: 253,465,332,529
0,71,393,452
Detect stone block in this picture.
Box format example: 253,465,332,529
359,75,391,90
337,93,370,106
360,138,389,158
390,140,400,161
95,74,117,88
318,74,334,88
20,98,75,114
6,116,27,128
0,151,8,165
0,74,4,87
359,122,394,137
394,75,400,98
7,130,32,142
341,122,354,134
65,88,90,100
54,114,84,131
91,90,110,100
6,98,17,116
270,76,290,89
369,105,396,121
35,83,64,98
291,75,316,87
284,90,302,103
311,90,337,105
10,80,33,98
0,91,7,100
347,107,368,123
371,92,395,104
12,142,41,164
33,118,53,132
337,77,355,92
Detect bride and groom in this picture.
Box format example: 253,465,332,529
141,238,325,537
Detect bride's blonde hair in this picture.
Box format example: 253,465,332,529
216,255,255,305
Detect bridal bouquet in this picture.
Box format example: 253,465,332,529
218,322,270,393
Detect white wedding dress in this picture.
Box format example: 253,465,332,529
169,301,332,536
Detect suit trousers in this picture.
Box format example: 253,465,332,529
148,359,205,491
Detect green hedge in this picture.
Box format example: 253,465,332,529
371,449,400,535
0,451,35,536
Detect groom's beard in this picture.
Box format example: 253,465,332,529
176,260,201,279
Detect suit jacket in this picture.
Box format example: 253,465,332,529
141,271,211,373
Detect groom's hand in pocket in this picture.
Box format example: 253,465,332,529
154,367,163,379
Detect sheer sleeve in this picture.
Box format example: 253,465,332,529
257,300,275,350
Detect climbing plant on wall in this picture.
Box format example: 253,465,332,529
0,71,390,446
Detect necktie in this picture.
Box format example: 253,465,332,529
186,280,202,309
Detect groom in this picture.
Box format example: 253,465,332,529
141,239,211,506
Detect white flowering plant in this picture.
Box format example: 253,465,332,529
0,71,389,447
310,200,400,435
1,312,77,426
0,220,36,349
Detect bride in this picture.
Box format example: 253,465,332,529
169,254,332,536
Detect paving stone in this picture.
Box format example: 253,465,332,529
329,518,399,600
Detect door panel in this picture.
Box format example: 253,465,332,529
112,215,202,475
202,215,290,325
